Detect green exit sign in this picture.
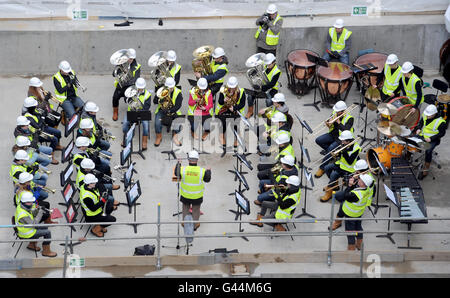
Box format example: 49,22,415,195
352,6,368,16
72,10,88,20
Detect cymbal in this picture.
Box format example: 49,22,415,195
365,86,381,101
377,103,397,116
377,121,402,137
437,94,450,103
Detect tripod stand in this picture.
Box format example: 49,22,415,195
303,53,328,112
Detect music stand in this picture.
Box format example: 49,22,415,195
59,200,81,253
127,110,151,159
60,181,77,207
120,142,132,167
61,139,74,164
60,163,74,187
303,54,328,112
370,153,389,214
376,183,397,245
64,113,79,139
229,191,250,242
296,167,316,219
125,180,142,233
123,162,137,190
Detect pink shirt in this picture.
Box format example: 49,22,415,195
188,91,213,116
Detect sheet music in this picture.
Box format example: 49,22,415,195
68,114,78,132
126,163,134,182
64,184,73,202
64,141,74,159
126,123,136,145
235,191,248,212
384,183,398,206
129,182,140,203
64,165,73,183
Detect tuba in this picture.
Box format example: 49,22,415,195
192,86,206,109
192,45,214,76
157,86,174,115
148,51,172,87
110,49,133,88
218,86,239,114
124,85,143,111
245,53,269,91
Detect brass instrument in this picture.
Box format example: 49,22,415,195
42,89,61,106
157,86,175,114
310,137,360,167
41,185,56,194
93,120,116,141
124,85,144,111
218,86,239,114
86,147,112,160
93,169,117,182
148,51,172,87
37,166,52,175
110,49,133,88
192,45,214,76
68,73,87,92
38,130,55,140
245,53,269,91
270,162,283,176
309,104,358,137
323,167,379,191
192,86,206,109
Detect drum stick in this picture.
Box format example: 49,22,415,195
353,63,364,70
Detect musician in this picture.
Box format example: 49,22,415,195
254,155,298,206
334,174,374,250
154,50,181,95
13,136,53,169
53,60,85,119
73,136,112,178
14,116,57,165
154,77,183,147
194,47,229,97
188,78,213,141
413,104,447,180
122,78,151,150
398,61,424,109
14,191,57,257
250,175,301,232
77,158,120,200
15,172,49,209
27,77,61,128
323,19,352,65
79,174,117,237
257,133,295,181
81,101,111,152
260,53,282,107
318,130,361,203
173,150,212,231
331,159,376,231
112,48,141,121
23,96,63,152
258,111,291,156
314,101,354,174
78,119,113,160
376,54,402,101
10,150,48,187
255,4,283,56
216,76,246,148
258,92,289,120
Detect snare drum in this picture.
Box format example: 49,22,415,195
388,96,420,129
285,49,319,96
317,62,353,106
354,52,387,91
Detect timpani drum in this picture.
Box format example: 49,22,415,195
317,62,353,106
437,94,450,123
387,96,420,129
285,49,319,96
354,52,387,91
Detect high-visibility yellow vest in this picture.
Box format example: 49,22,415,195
254,13,283,46
266,65,281,91
275,164,299,184
15,188,35,206
365,172,376,207
382,64,402,95
215,88,245,115
24,113,39,134
169,63,181,79
188,89,212,116
420,116,446,138
328,111,354,135
76,169,87,189
79,185,102,217
80,117,97,136
155,87,182,115
210,61,229,84
15,204,37,238
402,73,424,106
343,187,372,218
275,144,295,161
180,166,206,200
336,143,361,173
275,189,301,220
127,89,151,112
329,27,352,53
10,163,29,184
53,70,78,103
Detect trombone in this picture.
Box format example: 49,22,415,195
309,104,358,138
309,137,360,168
322,167,379,191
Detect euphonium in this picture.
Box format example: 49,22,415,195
157,86,175,114
218,86,239,114
192,45,214,76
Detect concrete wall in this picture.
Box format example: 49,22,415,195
0,22,448,76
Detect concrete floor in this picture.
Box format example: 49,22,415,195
1,66,450,276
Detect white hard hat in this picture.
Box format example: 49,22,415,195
197,78,208,90
75,136,90,147
135,77,146,89
386,54,399,65
188,150,199,160
59,60,72,73
29,77,43,88
16,136,31,147
339,130,354,141
16,116,30,126
81,158,95,170
165,77,176,88
334,18,344,29
212,47,225,59
18,172,33,184
226,76,238,88
24,97,38,108
275,133,290,145
271,111,287,123
128,48,136,59
80,118,94,130
84,101,99,113
333,101,347,112
424,104,438,117
272,93,286,103
264,53,276,65
286,175,300,187
167,50,177,62
354,159,369,171
15,150,29,161
266,3,278,14
84,173,98,185
401,61,414,73
20,191,35,204
360,174,374,187
280,155,295,166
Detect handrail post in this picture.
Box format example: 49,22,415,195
63,235,68,278
156,203,162,271
327,192,336,267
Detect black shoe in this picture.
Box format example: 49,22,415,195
320,149,327,155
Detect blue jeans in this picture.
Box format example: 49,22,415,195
257,179,276,203
425,141,439,163
155,111,181,134
323,52,350,65
316,133,339,169
123,114,149,136
42,126,62,150
324,163,346,185
30,227,52,245
62,96,84,119
33,172,48,186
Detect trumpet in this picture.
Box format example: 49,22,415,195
41,185,56,194
309,104,358,137
192,86,206,109
38,130,55,139
42,89,62,106
322,167,379,191
309,137,360,168
92,169,117,182
69,73,87,92
37,167,52,175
